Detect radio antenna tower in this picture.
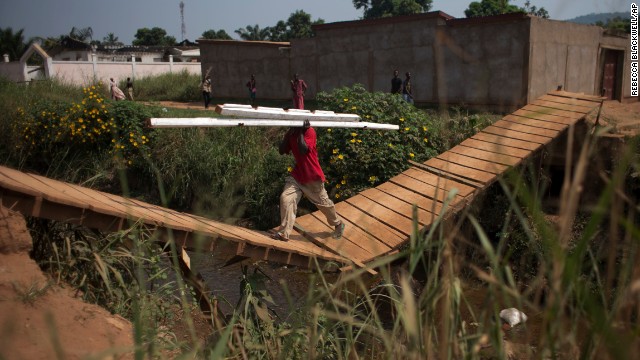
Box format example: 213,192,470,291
180,1,186,42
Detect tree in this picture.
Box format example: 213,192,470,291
234,24,270,41
132,27,176,46
102,33,123,46
266,21,289,42
201,29,232,40
595,16,631,33
352,0,433,19
263,10,324,42
0,27,29,61
69,26,93,42
522,0,549,18
465,0,549,18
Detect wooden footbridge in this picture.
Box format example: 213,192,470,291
0,91,603,273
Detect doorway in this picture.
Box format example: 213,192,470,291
600,49,624,100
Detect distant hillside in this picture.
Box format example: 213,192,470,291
565,12,629,25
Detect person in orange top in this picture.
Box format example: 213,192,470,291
273,120,345,241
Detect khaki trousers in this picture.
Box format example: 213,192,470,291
279,176,341,239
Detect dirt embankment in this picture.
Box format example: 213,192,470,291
0,206,134,360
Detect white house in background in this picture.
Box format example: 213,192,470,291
0,38,201,85
47,37,200,63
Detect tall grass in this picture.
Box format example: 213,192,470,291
127,70,202,102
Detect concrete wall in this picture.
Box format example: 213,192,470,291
291,14,448,101
0,62,25,82
528,18,602,101
199,40,291,99
199,12,636,108
0,59,200,86
438,16,530,109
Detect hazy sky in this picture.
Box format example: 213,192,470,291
0,0,631,44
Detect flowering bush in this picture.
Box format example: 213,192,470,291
316,84,437,199
13,84,154,168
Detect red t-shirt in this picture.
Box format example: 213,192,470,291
284,127,325,184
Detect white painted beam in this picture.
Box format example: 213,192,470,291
215,104,361,122
148,118,399,130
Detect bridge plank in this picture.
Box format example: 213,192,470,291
376,182,444,215
492,120,559,138
530,100,591,114
449,145,521,166
346,195,415,236
402,168,476,197
391,173,461,202
503,115,568,131
294,214,377,262
424,157,496,183
521,104,584,120
335,201,404,248
513,109,580,125
482,126,552,145
538,94,597,109
437,151,509,175
360,188,434,226
548,90,605,103
460,138,530,158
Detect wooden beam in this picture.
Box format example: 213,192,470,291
148,118,399,130
216,104,361,122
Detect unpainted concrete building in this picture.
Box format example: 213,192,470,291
199,12,634,110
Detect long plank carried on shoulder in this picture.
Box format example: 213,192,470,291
148,103,399,130
216,104,361,121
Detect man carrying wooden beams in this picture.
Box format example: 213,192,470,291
273,119,345,241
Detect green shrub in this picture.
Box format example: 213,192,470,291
315,84,496,200
10,84,156,174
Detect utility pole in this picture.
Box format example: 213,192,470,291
180,1,186,42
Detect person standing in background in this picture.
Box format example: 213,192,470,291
402,72,413,104
126,77,134,101
290,74,307,110
391,70,402,94
201,76,212,109
109,77,125,101
246,74,257,107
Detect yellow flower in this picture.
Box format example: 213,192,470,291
129,132,134,137
423,138,428,143
332,148,339,154
338,154,344,160
341,179,346,185
350,132,357,137
351,106,356,110
335,193,341,199
78,118,83,123
350,139,356,143
399,117,405,122
388,143,394,148
357,139,362,143
336,184,341,189
404,127,409,131
423,126,428,131
409,153,415,158
287,166,292,172
327,128,332,132
343,98,348,102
